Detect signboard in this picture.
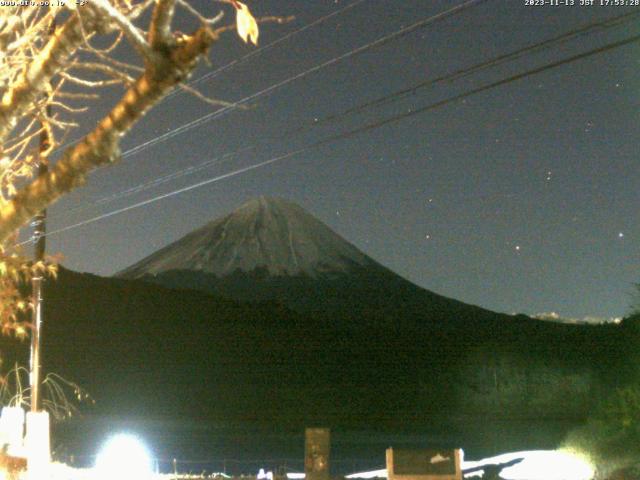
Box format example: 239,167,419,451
386,448,461,480
305,428,330,480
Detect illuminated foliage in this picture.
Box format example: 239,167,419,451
564,385,640,477
0,1,263,341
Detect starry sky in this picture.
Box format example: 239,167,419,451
41,0,640,320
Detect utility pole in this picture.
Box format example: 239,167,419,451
25,22,56,480
29,18,55,413
29,107,50,413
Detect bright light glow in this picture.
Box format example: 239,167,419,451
258,468,274,480
95,434,153,480
25,411,51,480
286,473,306,479
343,450,593,480
0,407,25,456
346,469,387,479
462,450,594,480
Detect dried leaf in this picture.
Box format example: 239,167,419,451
15,325,27,340
47,264,58,279
235,1,259,46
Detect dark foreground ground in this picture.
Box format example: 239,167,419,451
52,417,577,475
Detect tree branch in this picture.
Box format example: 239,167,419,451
149,0,177,49
88,0,156,62
0,26,218,243
0,14,88,146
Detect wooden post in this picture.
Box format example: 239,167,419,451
305,428,330,480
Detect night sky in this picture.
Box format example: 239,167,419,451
41,0,639,320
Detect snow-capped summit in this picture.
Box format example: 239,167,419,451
119,196,376,279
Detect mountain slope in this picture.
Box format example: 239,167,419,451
25,267,634,462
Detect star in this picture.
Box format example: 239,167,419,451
584,121,594,133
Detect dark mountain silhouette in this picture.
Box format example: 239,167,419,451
31,266,634,462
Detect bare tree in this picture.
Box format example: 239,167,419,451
0,0,264,334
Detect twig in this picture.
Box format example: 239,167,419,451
177,83,240,108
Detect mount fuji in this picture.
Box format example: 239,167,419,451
119,196,376,278
117,196,501,323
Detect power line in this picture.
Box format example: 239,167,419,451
163,0,370,101
117,0,490,160
313,8,640,127
40,149,306,240
32,30,640,244
51,0,370,155
63,147,253,215
48,0,489,216
63,11,639,217
326,31,640,143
